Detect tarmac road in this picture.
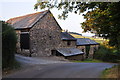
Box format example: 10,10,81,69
4,62,116,78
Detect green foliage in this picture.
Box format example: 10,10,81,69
101,65,118,78
81,2,120,51
85,45,90,58
94,45,120,63
34,1,120,51
2,21,17,69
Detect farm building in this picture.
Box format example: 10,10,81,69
7,10,84,60
7,10,62,56
56,48,84,60
52,32,84,60
59,32,77,48
76,38,99,58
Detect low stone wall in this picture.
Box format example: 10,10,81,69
65,54,84,61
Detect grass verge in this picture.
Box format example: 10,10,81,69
101,65,119,78
71,59,103,63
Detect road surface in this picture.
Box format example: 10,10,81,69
4,62,116,78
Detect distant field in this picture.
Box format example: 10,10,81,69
70,34,86,38
70,33,104,44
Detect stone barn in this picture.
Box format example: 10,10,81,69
52,32,84,60
60,32,77,48
76,38,99,59
7,10,62,57
7,10,84,60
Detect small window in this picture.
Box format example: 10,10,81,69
67,41,71,46
49,36,52,40
82,49,84,52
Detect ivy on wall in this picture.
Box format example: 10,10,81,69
85,45,90,58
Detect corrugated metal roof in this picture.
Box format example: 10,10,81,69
76,38,99,46
57,48,84,56
61,32,76,41
7,10,48,29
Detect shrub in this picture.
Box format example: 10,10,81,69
2,21,17,69
94,45,119,63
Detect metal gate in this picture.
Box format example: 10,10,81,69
20,32,30,49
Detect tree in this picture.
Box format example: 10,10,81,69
81,2,120,51
2,21,17,69
34,1,120,51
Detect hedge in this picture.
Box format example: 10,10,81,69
94,45,120,63
2,21,17,69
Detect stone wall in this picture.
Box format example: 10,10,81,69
59,40,76,48
65,54,84,61
89,45,99,58
76,46,86,58
77,45,99,59
15,30,21,53
15,11,77,57
30,11,62,56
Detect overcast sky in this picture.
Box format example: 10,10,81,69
0,0,95,36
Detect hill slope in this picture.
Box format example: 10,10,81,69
70,33,104,44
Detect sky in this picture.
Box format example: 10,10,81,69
0,0,95,37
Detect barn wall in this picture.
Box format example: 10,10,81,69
89,45,99,58
76,46,86,58
77,45,99,59
15,30,31,56
30,11,62,56
77,46,86,53
66,54,84,61
15,30,21,53
59,40,76,48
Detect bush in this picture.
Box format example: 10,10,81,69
94,45,119,63
2,21,17,69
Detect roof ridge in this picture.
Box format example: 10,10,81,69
6,10,50,29
7,10,48,22
29,10,49,28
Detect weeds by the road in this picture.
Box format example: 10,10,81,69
101,65,119,78
3,59,21,75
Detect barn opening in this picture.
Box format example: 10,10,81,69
51,50,63,56
20,32,30,50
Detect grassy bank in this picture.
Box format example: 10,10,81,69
101,65,119,78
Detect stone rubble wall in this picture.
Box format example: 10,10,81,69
15,30,21,53
29,12,61,57
77,45,99,59
59,40,76,48
15,11,99,59
76,46,86,58
66,54,84,61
